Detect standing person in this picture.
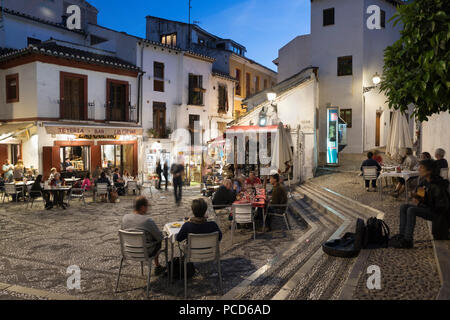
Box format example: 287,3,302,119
3,159,13,182
163,161,169,191
121,196,166,275
13,160,25,181
170,159,184,206
390,160,450,248
156,160,162,190
360,152,381,192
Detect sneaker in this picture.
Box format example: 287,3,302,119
390,238,413,249
366,188,370,192
154,265,166,276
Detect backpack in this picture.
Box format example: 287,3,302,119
363,217,390,249
167,257,196,279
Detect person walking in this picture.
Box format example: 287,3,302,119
163,161,169,191
156,160,162,190
170,160,184,206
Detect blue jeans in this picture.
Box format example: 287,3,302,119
399,204,434,241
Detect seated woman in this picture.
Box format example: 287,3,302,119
113,168,126,195
81,172,92,191
30,175,52,209
50,172,67,209
391,148,418,198
176,198,222,243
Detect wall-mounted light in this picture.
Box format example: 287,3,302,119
259,107,267,127
364,72,382,93
267,92,278,113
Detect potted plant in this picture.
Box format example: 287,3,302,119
147,128,157,138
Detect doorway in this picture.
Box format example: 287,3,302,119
375,112,381,147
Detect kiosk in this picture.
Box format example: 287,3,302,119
326,107,348,166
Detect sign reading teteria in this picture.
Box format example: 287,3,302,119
45,126,143,136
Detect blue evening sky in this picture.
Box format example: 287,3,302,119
88,0,311,71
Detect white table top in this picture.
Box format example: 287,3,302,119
379,170,419,180
64,178,81,182
14,181,34,186
164,221,185,243
43,186,72,191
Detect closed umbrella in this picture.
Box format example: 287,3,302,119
386,110,413,158
271,122,293,194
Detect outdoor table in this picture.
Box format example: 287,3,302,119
378,170,419,201
163,221,185,283
64,178,81,185
14,181,34,201
43,185,72,208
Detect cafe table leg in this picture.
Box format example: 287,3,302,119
170,240,174,284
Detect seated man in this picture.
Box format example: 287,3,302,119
245,171,262,187
212,179,236,210
121,196,166,275
176,198,222,242
390,160,450,249
264,173,288,232
360,151,381,192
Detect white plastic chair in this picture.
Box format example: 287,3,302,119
68,185,87,207
116,230,168,298
440,168,449,180
231,203,255,243
362,166,379,189
127,181,141,195
3,183,21,203
181,232,222,299
95,183,109,202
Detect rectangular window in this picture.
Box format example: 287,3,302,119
218,84,228,114
254,76,260,92
6,74,19,103
323,8,335,26
161,33,177,47
245,73,251,97
60,72,87,120
337,56,352,76
235,69,242,96
107,79,129,122
188,74,204,106
189,114,200,146
380,10,386,28
153,62,164,92
340,109,352,128
263,79,268,90
153,102,166,138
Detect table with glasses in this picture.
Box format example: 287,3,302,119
378,170,420,201
43,185,72,208
64,178,81,185
14,181,34,201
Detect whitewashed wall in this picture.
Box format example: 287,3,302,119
421,112,450,159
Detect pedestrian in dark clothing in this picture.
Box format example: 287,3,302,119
171,162,184,205
163,161,169,190
360,151,381,191
156,161,162,190
176,198,222,242
212,179,236,210
390,160,450,249
264,173,288,232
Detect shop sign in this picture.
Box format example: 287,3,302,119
76,134,118,140
45,126,143,136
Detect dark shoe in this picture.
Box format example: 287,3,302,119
390,238,413,249
390,234,404,241
154,265,166,276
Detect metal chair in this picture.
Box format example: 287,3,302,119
116,230,168,298
362,166,379,190
26,184,45,208
95,183,109,202
440,168,449,180
3,183,21,203
68,185,87,207
180,232,222,299
231,203,256,243
127,181,141,195
264,203,290,231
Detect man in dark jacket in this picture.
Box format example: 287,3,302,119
156,161,162,190
212,179,236,210
171,161,184,206
163,161,169,190
264,173,288,232
360,151,382,191
390,160,450,248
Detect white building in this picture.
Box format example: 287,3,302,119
230,67,319,182
274,0,414,162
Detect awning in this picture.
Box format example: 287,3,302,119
225,125,279,134
0,122,36,142
44,123,144,136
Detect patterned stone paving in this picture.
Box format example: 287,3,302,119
0,187,308,300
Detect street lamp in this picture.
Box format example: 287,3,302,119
267,92,277,102
363,72,381,93
259,107,267,127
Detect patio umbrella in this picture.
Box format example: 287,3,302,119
271,122,293,194
386,110,413,159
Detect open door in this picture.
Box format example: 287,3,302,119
376,112,381,147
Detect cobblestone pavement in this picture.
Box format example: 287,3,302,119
0,187,308,300
312,169,441,300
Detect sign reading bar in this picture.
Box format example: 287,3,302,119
45,126,143,136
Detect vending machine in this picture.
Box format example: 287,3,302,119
326,107,348,166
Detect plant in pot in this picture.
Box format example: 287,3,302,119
147,128,157,138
